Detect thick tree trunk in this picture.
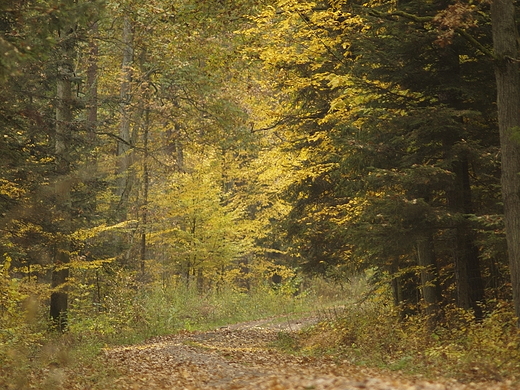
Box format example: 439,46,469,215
50,248,69,331
454,227,484,317
449,157,485,318
491,0,520,324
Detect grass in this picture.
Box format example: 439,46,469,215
7,272,520,387
272,279,520,385
0,275,347,389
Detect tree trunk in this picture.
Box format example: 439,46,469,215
116,15,134,215
51,29,74,332
86,21,98,149
491,0,520,324
416,233,441,318
390,261,402,307
449,157,485,318
197,268,204,293
50,247,69,331
166,123,185,171
140,108,150,276
454,227,484,317
437,45,485,317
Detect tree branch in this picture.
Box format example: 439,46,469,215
455,27,497,60
367,9,432,23
368,8,497,61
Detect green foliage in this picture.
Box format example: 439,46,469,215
0,268,344,389
239,0,505,318
0,0,518,386
0,256,48,388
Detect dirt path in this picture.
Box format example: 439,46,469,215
104,317,516,390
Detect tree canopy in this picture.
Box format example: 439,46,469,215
1,0,520,345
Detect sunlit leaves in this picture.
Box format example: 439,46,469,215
239,0,502,299
149,157,253,284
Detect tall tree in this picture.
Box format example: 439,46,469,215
115,14,134,218
50,20,75,330
242,0,500,316
490,0,520,323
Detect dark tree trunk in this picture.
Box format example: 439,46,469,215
491,0,520,324
197,268,204,293
51,27,74,331
50,252,69,331
437,44,485,317
416,233,441,317
390,261,402,308
449,157,485,318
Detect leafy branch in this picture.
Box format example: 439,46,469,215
367,8,497,60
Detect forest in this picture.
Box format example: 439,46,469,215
2,0,520,388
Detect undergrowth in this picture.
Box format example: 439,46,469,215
283,297,520,384
0,275,344,389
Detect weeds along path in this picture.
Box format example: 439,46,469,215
104,316,513,390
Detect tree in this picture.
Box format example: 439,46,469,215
148,159,253,290
50,18,75,331
490,0,520,323
241,0,502,317
115,13,134,219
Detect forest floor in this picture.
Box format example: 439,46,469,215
79,314,517,390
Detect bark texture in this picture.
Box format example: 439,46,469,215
491,0,520,323
116,16,134,212
416,233,441,318
51,32,74,331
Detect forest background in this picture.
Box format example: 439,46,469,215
2,0,520,386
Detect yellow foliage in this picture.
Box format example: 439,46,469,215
0,179,25,199
71,220,138,241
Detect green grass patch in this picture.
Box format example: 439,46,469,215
273,331,301,353
0,275,347,389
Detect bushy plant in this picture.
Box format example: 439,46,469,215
0,258,50,388
296,295,520,383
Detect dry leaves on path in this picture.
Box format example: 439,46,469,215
102,317,517,390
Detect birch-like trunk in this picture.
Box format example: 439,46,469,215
140,108,150,275
86,21,98,152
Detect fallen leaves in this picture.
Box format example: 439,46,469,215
99,318,518,390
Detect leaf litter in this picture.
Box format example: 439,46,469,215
100,316,518,390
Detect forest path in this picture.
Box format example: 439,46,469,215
104,316,513,390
